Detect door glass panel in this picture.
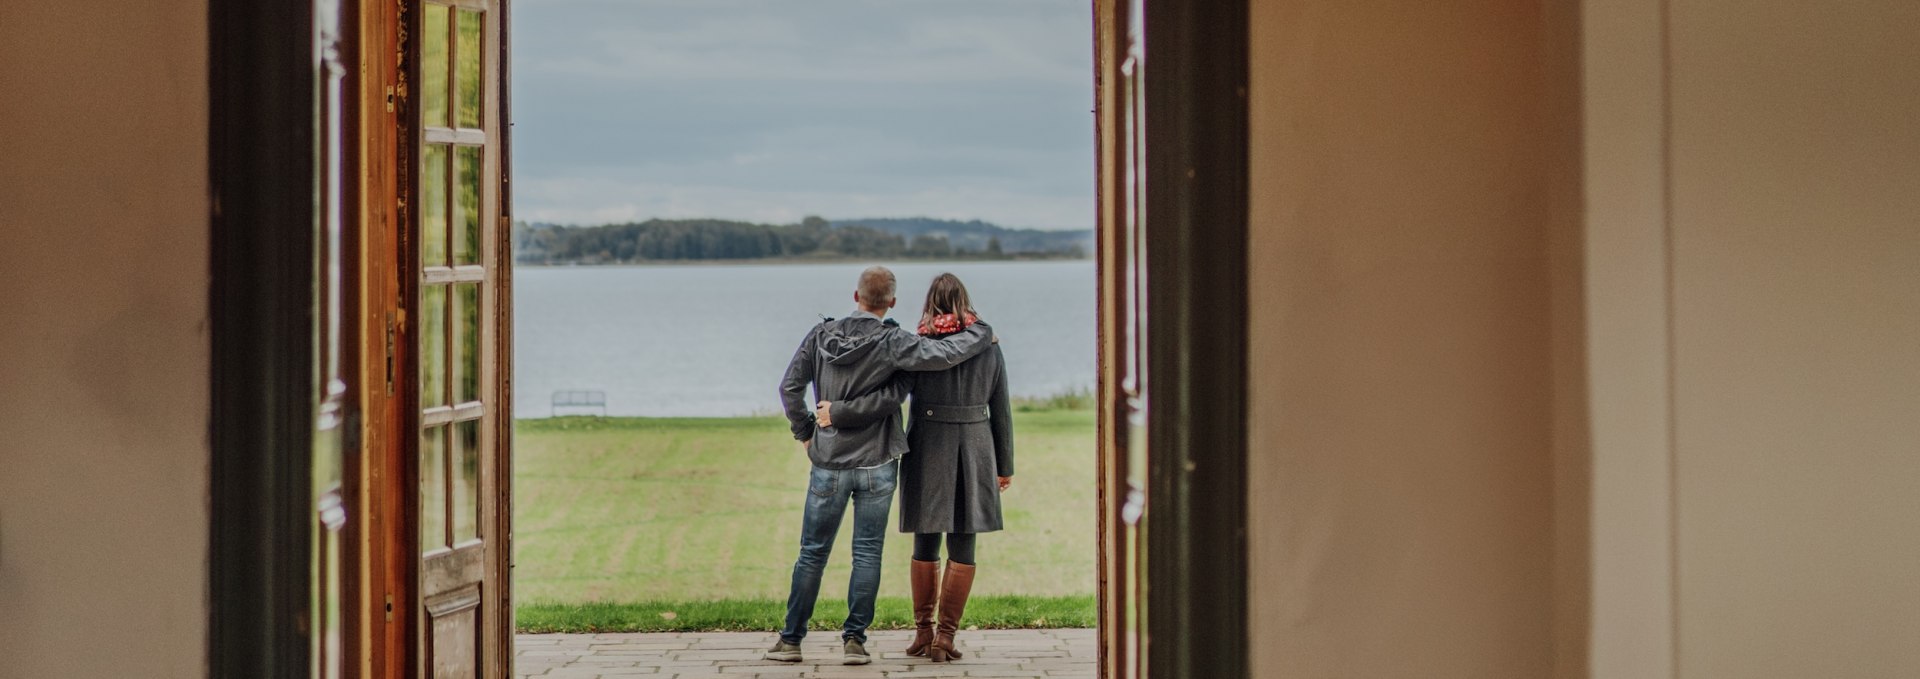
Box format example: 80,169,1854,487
455,9,483,129
421,425,448,551
423,144,450,267
422,284,448,407
452,419,481,543
423,4,450,128
454,146,482,265
454,283,480,404
417,1,498,673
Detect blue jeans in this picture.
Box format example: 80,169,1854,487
780,461,897,644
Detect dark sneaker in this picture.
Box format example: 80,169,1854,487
764,640,803,663
842,638,872,665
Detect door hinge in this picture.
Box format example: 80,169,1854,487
384,311,397,395
384,594,394,622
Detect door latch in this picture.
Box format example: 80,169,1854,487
384,311,397,395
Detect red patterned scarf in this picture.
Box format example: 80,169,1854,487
917,312,978,336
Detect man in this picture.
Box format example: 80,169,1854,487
765,266,994,665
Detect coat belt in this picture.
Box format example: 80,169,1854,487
915,403,990,423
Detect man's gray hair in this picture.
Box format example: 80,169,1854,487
856,266,896,308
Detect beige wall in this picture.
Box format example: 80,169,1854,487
1246,0,1570,676
1666,0,1920,676
1252,0,1916,676
1587,0,1920,677
0,2,209,678
1582,0,1676,675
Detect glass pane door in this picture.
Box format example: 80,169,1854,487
414,1,505,676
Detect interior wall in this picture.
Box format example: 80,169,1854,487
1584,0,1920,676
1245,0,1562,676
1541,0,1591,674
1580,0,1676,675
0,3,209,678
1665,0,1920,676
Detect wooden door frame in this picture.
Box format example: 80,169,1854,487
358,0,413,676
493,0,518,663
1093,0,1250,677
210,0,1242,677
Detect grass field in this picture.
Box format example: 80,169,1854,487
512,409,1096,631
516,595,1095,634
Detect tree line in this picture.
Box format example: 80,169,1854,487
514,216,1088,265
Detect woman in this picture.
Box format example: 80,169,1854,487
817,273,1013,662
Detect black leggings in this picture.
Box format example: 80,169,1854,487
912,533,977,566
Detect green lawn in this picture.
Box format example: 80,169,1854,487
512,410,1095,630
517,595,1095,634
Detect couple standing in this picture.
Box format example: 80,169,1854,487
766,266,1016,665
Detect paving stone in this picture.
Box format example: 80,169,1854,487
518,630,1092,679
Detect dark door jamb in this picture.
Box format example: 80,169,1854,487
208,0,317,677
1144,0,1250,676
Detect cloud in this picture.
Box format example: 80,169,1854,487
510,0,1094,230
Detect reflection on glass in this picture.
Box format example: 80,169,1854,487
423,4,450,128
455,283,480,404
421,425,447,551
422,285,447,408
422,144,449,267
456,9,483,129
454,146,482,265
453,419,480,543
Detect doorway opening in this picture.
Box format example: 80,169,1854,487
504,0,1103,658
207,0,1249,677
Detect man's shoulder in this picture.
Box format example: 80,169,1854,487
802,316,838,336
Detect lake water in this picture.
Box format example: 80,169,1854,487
513,261,1096,417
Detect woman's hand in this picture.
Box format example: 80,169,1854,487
814,401,833,428
998,476,1012,491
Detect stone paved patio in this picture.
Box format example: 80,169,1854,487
515,628,1095,678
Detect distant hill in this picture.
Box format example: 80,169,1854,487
832,217,1094,256
514,216,1090,265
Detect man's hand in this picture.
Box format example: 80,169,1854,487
997,476,1012,491
799,439,811,454
815,401,833,428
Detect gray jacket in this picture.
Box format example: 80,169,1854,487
778,310,993,469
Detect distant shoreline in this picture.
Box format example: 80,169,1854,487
514,256,1091,268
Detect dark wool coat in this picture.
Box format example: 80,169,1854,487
834,341,1013,534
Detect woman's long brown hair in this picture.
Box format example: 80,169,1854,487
919,272,976,331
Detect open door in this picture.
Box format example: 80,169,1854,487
407,0,512,675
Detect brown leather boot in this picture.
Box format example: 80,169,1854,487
928,561,976,662
904,559,941,657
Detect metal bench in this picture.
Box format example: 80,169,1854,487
551,389,608,417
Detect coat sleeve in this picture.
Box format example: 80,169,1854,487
829,373,914,429
889,321,993,371
988,346,1015,477
778,325,821,441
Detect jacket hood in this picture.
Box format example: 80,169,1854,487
818,315,897,366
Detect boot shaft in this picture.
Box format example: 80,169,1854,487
935,561,977,637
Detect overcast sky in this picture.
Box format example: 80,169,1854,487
510,0,1094,230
